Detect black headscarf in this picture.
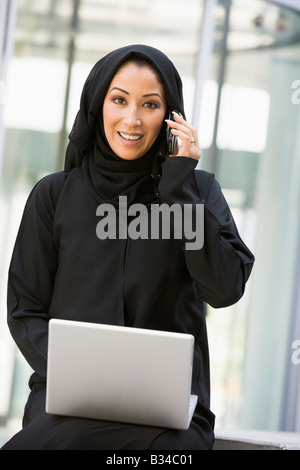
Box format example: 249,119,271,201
64,44,185,207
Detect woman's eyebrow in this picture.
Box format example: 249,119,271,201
109,86,129,95
109,87,163,100
143,93,163,100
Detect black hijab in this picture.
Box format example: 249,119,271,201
64,44,185,207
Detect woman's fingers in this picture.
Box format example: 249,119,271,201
165,112,201,161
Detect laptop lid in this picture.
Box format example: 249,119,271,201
46,319,197,430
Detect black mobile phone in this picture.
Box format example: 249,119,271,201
166,110,178,155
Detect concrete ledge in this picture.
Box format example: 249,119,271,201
213,428,300,450
2,421,300,450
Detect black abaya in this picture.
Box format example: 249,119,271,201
2,45,254,450
3,388,214,450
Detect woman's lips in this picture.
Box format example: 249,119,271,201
118,132,143,142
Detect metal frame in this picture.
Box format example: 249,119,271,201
192,0,216,131
0,0,18,420
56,0,81,171
0,0,17,171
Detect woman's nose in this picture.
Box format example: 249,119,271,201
122,106,141,127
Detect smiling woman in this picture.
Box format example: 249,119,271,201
103,60,167,160
2,44,254,450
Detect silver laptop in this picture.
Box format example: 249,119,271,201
46,319,197,430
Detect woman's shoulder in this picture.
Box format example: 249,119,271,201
194,168,216,200
194,168,215,183
34,169,71,189
27,170,73,210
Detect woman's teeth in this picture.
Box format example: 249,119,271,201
119,132,142,141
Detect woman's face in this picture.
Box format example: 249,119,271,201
103,62,167,160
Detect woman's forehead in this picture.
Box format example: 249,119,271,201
109,62,164,91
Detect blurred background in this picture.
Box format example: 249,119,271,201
1,0,300,442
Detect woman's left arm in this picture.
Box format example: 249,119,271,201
161,114,255,308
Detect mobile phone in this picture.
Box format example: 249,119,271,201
166,110,178,155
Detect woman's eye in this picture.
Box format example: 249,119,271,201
113,97,126,105
111,98,158,109
144,102,158,109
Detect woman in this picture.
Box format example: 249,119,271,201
2,44,254,450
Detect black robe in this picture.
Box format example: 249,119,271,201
3,157,254,450
2,45,254,450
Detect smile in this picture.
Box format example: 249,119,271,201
119,132,143,141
